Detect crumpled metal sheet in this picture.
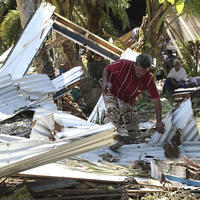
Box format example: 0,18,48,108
52,66,84,93
150,99,200,146
0,109,116,177
0,74,56,122
0,2,55,79
31,108,114,141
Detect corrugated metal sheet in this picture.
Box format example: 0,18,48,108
0,65,84,122
80,141,200,166
170,15,200,41
20,163,128,182
0,74,56,122
0,2,55,79
13,74,56,100
150,99,200,146
52,66,84,92
0,125,116,177
31,108,114,141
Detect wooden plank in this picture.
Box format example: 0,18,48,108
54,13,123,55
28,179,79,193
53,13,124,62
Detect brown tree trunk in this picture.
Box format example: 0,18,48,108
16,0,35,29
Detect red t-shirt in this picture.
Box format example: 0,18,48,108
105,59,159,105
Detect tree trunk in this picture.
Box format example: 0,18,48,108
16,0,35,29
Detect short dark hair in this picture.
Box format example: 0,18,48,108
136,54,152,69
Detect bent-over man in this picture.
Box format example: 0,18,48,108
102,54,165,151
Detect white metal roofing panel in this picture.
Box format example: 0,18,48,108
20,163,128,182
0,127,116,177
0,123,114,168
0,46,12,68
0,74,56,122
87,94,106,123
13,74,56,100
149,99,200,146
31,108,114,141
0,2,55,79
51,66,84,92
0,134,30,143
80,141,200,166
120,48,139,61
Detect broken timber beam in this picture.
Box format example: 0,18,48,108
53,13,124,62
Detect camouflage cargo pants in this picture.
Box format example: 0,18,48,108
103,93,140,144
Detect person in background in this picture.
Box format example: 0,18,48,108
87,52,110,82
102,54,165,151
163,59,187,94
164,50,176,74
132,27,139,42
60,61,71,74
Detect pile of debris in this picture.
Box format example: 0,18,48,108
1,2,200,200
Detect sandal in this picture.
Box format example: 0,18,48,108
109,141,124,152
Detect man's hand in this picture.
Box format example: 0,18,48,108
156,121,165,134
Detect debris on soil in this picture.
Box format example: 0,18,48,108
164,129,183,159
164,142,179,159
100,153,120,163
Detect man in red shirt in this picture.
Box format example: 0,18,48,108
102,54,165,151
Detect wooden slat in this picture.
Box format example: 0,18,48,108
53,13,123,61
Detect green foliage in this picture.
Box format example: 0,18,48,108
101,0,130,32
158,0,185,13
158,0,200,17
1,185,34,200
47,0,130,37
177,39,200,77
0,0,16,22
184,0,200,18
0,9,21,55
99,0,130,37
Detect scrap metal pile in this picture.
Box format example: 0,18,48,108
0,2,200,200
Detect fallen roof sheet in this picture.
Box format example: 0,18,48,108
31,108,114,141
0,66,84,122
0,125,116,177
19,162,128,183
0,2,55,79
0,74,56,122
52,66,84,99
150,99,200,146
0,96,200,176
80,141,200,166
0,108,116,177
